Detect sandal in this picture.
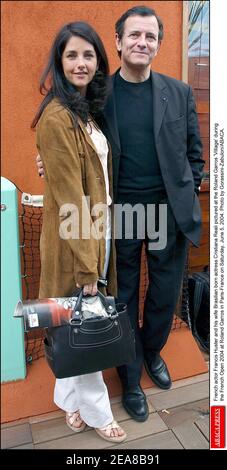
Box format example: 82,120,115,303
95,419,127,443
66,410,86,433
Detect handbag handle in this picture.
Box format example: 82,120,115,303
70,288,117,325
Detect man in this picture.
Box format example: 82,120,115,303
37,6,204,422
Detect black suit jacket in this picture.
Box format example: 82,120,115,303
97,70,205,247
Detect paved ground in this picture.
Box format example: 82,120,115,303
1,372,209,449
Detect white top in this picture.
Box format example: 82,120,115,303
86,123,112,207
86,122,112,240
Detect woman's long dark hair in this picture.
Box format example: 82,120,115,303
31,22,109,128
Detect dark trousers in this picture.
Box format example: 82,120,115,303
116,199,189,389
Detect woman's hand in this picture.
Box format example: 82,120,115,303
76,281,98,296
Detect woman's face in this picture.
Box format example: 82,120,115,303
62,35,98,96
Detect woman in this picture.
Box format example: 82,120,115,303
32,21,126,443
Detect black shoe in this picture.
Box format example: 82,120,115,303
122,385,149,422
144,353,172,390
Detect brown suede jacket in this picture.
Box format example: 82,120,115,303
37,98,116,298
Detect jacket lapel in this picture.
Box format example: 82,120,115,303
102,73,121,153
77,118,98,154
152,71,168,142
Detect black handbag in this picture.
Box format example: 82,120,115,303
14,289,136,378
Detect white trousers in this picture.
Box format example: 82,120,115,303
54,372,113,428
54,236,113,428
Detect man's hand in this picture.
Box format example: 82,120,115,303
36,154,44,178
76,282,98,296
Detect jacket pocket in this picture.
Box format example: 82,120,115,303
165,115,185,129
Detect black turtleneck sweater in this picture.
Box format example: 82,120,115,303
115,72,165,204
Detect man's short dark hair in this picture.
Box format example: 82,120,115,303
115,5,164,41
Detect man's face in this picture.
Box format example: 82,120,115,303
116,15,160,69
